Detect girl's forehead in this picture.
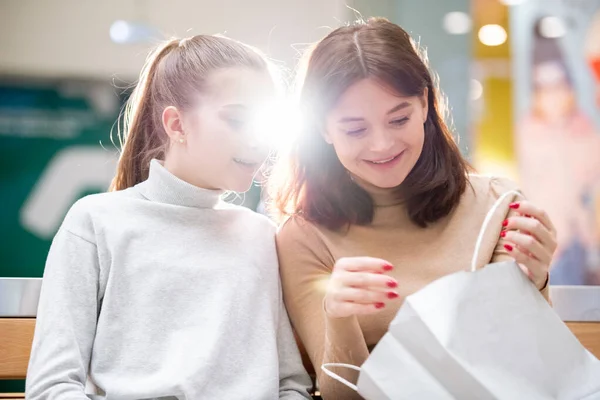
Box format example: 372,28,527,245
204,67,276,105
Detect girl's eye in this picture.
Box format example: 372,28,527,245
345,128,367,136
226,118,245,130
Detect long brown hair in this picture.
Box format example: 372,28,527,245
110,35,269,191
270,18,470,229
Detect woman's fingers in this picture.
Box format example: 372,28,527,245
334,256,394,273
338,271,398,290
502,230,552,265
333,286,399,304
508,200,556,234
503,216,555,251
503,241,549,289
326,256,400,318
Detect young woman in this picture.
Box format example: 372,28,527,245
26,35,311,400
271,18,558,399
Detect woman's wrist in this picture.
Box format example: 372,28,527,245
538,272,550,291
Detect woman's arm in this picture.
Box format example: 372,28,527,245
276,218,368,400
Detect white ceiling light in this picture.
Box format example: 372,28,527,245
539,16,567,38
478,24,508,46
110,20,160,44
110,20,132,44
443,12,472,35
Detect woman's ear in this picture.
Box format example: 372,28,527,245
420,87,429,123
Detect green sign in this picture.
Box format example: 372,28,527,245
0,80,124,278
0,80,265,279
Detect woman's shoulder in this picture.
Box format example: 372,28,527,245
450,174,521,227
466,174,521,204
276,215,332,257
277,215,319,244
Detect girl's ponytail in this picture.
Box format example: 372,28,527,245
110,39,178,191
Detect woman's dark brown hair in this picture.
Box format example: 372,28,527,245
270,18,470,229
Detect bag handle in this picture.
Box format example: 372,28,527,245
321,363,360,392
470,190,523,272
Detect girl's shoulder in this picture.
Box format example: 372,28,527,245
216,201,277,232
60,189,139,238
67,188,138,217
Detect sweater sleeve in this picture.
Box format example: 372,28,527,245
26,221,100,399
276,218,367,400
487,177,551,303
276,288,313,399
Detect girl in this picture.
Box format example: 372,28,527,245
26,35,311,399
270,18,558,399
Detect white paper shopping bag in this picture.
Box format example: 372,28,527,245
322,190,600,400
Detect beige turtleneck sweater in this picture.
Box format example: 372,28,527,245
276,175,550,400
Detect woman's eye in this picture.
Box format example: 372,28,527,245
391,117,409,126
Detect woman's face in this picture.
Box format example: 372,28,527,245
323,78,428,189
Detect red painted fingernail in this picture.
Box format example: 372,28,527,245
502,220,509,227
509,202,520,209
375,302,385,309
500,231,506,238
387,292,399,299
382,264,394,271
504,244,513,252
387,280,398,288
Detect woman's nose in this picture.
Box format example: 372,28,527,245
369,128,395,153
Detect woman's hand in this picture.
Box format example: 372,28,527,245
324,257,400,318
501,201,558,290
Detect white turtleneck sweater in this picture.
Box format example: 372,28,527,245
26,160,312,400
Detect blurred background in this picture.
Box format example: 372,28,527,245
1,0,600,393
1,0,599,308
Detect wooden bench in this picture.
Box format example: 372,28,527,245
0,318,35,399
568,322,600,358
1,319,599,399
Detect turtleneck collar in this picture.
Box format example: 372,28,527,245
350,173,403,207
348,173,414,227
136,159,224,209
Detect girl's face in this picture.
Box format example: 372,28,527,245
323,78,428,190
165,67,276,192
